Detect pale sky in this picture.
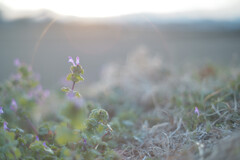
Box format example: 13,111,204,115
0,0,240,19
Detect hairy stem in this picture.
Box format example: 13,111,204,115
72,81,75,91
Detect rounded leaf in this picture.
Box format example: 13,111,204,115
61,87,71,92
66,73,73,81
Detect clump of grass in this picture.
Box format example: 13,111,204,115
89,51,240,159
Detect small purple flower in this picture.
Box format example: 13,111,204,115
76,56,80,65
10,99,18,112
68,56,76,66
3,121,9,130
0,106,3,114
43,142,47,148
195,106,200,117
36,136,39,141
14,59,21,67
83,138,87,145
67,91,75,99
68,56,80,67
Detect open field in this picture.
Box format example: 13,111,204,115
0,19,240,89
0,19,240,159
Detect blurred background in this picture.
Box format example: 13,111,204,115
0,0,240,89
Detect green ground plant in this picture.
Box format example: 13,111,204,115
0,57,120,160
0,53,239,160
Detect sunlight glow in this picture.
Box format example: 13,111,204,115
0,0,239,18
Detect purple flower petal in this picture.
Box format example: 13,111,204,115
10,99,18,112
83,138,87,145
76,56,80,65
3,121,8,130
0,106,3,114
195,106,200,117
36,136,39,141
68,56,76,66
43,142,47,148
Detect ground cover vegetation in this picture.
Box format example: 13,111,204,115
0,52,239,160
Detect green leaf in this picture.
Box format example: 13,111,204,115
62,147,71,157
86,118,98,132
29,141,44,152
44,146,54,155
55,123,79,145
6,132,15,141
23,134,34,144
61,87,71,92
76,75,84,81
75,91,81,98
10,128,24,134
81,67,84,74
14,148,21,158
71,74,84,83
71,65,84,75
70,66,75,73
89,109,109,124
66,73,73,81
18,137,26,145
19,66,30,78
96,123,106,133
38,124,49,136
